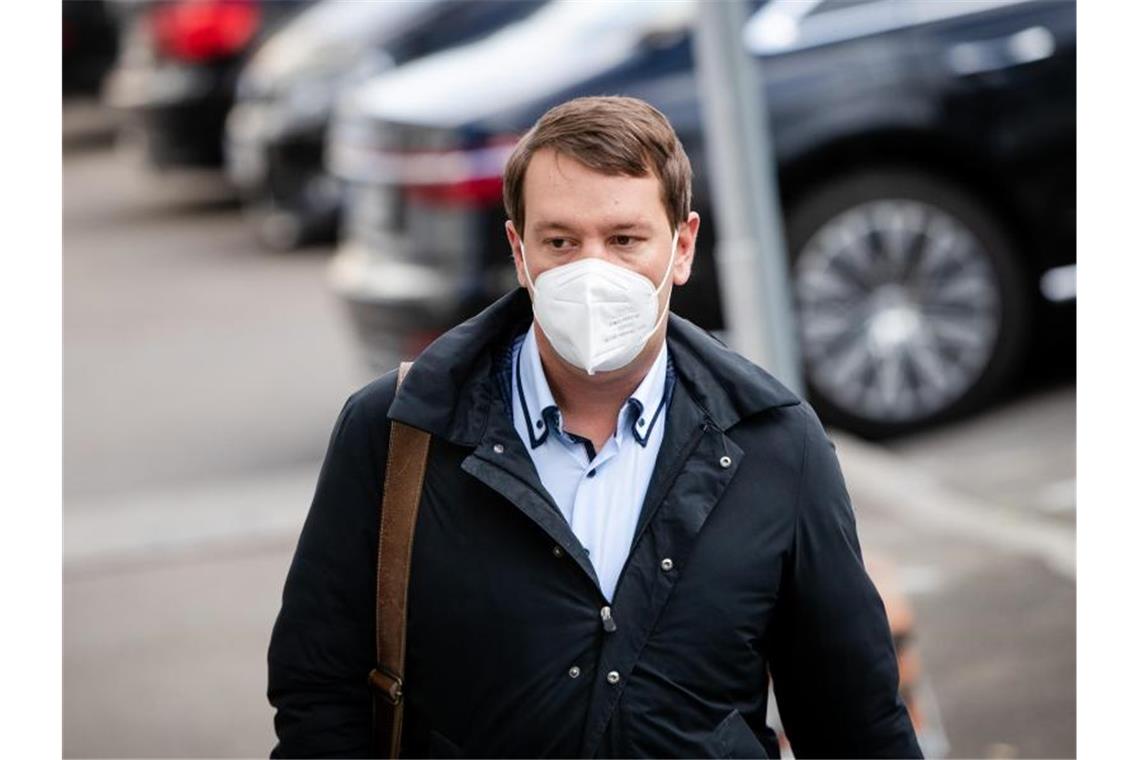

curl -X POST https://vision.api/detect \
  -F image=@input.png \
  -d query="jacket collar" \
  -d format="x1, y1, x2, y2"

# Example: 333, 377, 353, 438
387, 287, 801, 444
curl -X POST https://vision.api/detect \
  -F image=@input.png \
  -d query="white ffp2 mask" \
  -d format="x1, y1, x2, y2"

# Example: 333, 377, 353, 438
519, 230, 679, 375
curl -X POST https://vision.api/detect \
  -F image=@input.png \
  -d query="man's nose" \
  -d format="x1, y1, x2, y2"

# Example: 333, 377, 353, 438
580, 237, 610, 261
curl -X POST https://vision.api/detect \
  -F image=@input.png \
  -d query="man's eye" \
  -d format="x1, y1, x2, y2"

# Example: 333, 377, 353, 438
613, 236, 633, 247
549, 238, 569, 249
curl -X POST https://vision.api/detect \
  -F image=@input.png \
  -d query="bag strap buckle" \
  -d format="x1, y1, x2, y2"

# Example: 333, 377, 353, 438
369, 666, 404, 706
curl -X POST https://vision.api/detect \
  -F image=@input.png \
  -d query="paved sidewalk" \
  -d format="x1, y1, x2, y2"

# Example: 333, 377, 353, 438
837, 433, 1076, 760
65, 538, 295, 758
62, 433, 1075, 759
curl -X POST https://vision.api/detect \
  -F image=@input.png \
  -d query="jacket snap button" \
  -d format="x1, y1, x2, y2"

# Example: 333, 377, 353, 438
568, 665, 580, 678
719, 455, 732, 468
493, 444, 505, 454
660, 558, 673, 571
552, 545, 564, 558
606, 670, 620, 684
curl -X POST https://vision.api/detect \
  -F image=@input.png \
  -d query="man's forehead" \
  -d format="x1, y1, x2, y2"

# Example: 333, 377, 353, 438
526, 151, 648, 191
525, 157, 669, 229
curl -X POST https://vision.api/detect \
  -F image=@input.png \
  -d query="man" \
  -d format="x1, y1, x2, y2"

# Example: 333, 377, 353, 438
268, 96, 922, 759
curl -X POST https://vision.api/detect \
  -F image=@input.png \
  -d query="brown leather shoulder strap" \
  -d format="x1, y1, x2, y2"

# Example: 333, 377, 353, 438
369, 361, 431, 758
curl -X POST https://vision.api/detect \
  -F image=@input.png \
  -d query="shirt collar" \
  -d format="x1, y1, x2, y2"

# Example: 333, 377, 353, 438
515, 323, 671, 451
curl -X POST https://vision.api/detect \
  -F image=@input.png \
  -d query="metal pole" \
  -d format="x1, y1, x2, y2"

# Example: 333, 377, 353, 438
694, 0, 803, 396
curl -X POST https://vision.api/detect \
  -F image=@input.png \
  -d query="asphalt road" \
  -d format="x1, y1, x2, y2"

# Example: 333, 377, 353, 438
62, 101, 1075, 759
63, 154, 365, 501
63, 100, 371, 757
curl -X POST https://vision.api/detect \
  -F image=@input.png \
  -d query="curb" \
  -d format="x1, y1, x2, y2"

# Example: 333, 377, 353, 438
831, 430, 1075, 581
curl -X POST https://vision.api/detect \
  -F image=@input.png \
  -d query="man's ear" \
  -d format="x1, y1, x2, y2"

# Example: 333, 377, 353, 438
672, 211, 700, 287
505, 220, 527, 289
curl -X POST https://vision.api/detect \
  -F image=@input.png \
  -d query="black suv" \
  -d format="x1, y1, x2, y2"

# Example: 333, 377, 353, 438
326, 0, 1075, 437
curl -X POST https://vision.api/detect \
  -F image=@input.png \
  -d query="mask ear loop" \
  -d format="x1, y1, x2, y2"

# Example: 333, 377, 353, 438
518, 238, 555, 340
519, 239, 537, 292
646, 227, 681, 337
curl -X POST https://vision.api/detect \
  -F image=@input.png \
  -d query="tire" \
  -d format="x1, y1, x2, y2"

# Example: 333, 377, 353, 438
786, 169, 1030, 438
247, 195, 340, 252
249, 164, 343, 251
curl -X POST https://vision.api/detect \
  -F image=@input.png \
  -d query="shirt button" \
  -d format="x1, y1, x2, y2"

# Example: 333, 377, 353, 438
638, 418, 646, 427
587, 469, 596, 478
537, 420, 544, 429
606, 670, 620, 684
719, 455, 732, 468
493, 443, 505, 454
568, 665, 580, 678
660, 557, 674, 571
552, 545, 564, 558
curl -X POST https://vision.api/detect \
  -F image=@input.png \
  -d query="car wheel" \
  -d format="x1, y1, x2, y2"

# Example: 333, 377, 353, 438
248, 175, 342, 251
787, 169, 1030, 438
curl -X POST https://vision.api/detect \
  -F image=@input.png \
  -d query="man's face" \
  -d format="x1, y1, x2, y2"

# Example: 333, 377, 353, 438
505, 148, 698, 303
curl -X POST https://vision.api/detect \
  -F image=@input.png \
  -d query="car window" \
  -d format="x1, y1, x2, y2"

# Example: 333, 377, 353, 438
746, 0, 1037, 56
810, 0, 886, 16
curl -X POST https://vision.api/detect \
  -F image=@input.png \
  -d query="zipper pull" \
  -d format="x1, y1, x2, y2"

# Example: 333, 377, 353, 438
600, 605, 617, 633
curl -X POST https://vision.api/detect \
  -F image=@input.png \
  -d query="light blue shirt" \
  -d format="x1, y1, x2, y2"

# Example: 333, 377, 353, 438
510, 324, 672, 601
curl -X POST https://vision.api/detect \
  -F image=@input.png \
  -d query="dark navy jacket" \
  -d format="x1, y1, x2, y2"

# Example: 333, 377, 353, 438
268, 287, 922, 759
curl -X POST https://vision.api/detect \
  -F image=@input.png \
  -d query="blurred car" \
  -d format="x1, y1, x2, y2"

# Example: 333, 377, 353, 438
327, 0, 1075, 438
325, 0, 703, 367
63, 0, 120, 96
102, 0, 309, 168
225, 0, 547, 250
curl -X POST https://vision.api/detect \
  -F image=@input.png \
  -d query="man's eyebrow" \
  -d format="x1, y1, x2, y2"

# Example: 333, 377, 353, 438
607, 221, 655, 233
531, 220, 656, 235
532, 221, 578, 235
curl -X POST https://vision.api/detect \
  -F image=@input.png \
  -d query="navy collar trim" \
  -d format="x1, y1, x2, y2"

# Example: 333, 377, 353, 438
514, 335, 552, 449
631, 357, 675, 445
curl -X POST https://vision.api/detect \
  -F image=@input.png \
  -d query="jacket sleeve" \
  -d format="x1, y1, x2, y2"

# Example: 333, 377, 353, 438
767, 404, 923, 759
268, 372, 397, 758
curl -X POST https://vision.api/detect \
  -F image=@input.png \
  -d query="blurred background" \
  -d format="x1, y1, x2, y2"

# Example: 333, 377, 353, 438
62, 0, 1075, 757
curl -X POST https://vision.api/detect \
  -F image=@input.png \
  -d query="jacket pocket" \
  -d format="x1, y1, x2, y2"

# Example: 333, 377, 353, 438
711, 708, 769, 759
427, 727, 463, 758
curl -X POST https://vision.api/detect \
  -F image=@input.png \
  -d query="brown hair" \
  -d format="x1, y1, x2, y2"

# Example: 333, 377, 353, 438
502, 95, 692, 234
